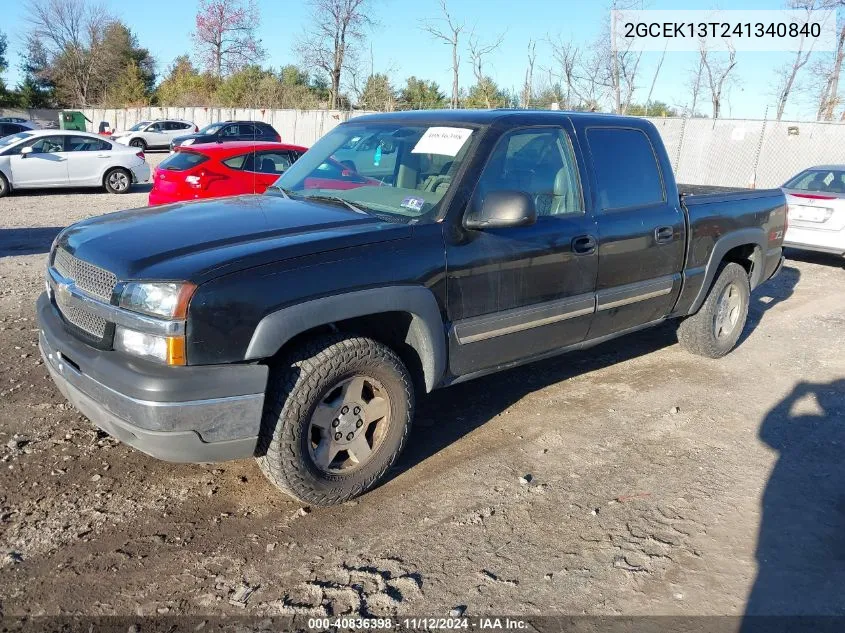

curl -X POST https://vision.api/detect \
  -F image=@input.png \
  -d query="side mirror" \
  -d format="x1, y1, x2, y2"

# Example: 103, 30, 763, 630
20, 146, 33, 158
464, 190, 537, 230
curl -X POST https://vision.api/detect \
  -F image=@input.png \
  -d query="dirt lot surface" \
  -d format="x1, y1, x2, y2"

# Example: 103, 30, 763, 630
1, 164, 844, 619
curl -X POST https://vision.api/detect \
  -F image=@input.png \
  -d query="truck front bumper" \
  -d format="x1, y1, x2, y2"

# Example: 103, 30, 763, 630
37, 293, 267, 463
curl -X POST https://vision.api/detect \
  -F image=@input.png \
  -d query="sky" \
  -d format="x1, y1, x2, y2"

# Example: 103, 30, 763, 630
0, 0, 830, 120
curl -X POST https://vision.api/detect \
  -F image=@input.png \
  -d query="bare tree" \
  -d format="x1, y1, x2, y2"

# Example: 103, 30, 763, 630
643, 42, 668, 115
467, 29, 505, 108
685, 42, 707, 117
296, 0, 374, 109
193, 0, 265, 77
604, 0, 643, 114
24, 0, 113, 106
521, 39, 537, 108
700, 41, 738, 119
545, 35, 582, 108
421, 0, 465, 109
771, 0, 826, 120
815, 2, 845, 119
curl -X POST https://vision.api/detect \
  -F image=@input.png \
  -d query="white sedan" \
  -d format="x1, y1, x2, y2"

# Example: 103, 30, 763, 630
783, 165, 845, 257
0, 130, 150, 197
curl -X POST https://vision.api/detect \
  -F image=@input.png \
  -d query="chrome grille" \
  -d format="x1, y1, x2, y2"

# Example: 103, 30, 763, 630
53, 248, 117, 302
55, 295, 108, 338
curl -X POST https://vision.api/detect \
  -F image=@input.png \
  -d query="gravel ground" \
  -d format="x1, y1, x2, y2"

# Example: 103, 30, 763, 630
1, 167, 844, 619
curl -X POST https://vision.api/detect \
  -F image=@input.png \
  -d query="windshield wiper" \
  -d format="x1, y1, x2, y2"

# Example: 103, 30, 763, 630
266, 184, 291, 199
300, 194, 368, 215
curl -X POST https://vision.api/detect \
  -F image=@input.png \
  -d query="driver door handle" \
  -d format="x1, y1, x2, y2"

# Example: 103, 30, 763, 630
654, 226, 674, 243
572, 234, 597, 255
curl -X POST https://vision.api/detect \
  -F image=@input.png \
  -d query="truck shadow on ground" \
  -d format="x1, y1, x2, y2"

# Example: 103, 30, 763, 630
743, 264, 800, 339
742, 378, 845, 624
399, 270, 801, 479
0, 227, 64, 257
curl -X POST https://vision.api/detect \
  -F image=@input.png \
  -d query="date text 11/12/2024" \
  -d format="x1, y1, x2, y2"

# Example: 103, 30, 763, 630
306, 617, 530, 630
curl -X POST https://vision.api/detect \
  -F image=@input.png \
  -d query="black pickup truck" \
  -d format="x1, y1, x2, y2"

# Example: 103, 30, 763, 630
38, 110, 786, 505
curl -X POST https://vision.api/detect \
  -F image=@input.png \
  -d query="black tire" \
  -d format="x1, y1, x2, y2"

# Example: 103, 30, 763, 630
0, 172, 9, 198
257, 333, 414, 506
129, 138, 146, 150
676, 262, 750, 358
103, 168, 132, 194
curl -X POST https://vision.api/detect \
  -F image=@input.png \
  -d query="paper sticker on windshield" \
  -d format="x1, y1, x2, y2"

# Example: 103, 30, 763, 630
412, 127, 472, 157
401, 196, 425, 211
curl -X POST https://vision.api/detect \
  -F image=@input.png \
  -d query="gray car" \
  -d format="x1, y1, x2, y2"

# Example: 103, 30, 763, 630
111, 119, 198, 150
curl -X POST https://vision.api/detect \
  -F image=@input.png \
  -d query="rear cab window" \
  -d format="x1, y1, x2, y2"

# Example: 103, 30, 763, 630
587, 127, 665, 210
159, 151, 208, 171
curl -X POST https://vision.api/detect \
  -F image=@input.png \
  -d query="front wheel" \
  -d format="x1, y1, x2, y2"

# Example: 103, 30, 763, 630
129, 138, 146, 150
257, 333, 414, 506
676, 262, 751, 358
0, 172, 9, 198
103, 168, 131, 194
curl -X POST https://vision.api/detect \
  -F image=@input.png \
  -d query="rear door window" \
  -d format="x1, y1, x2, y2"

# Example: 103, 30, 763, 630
587, 127, 665, 211
66, 136, 111, 151
253, 151, 292, 174
159, 151, 208, 171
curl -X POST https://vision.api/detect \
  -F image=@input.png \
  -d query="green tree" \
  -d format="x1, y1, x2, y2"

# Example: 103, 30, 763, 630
15, 75, 52, 107
156, 55, 218, 106
105, 59, 148, 106
280, 64, 310, 87
398, 76, 446, 109
463, 76, 508, 109
359, 73, 395, 111
215, 65, 271, 106
99, 22, 156, 98
627, 101, 678, 117
0, 30, 12, 106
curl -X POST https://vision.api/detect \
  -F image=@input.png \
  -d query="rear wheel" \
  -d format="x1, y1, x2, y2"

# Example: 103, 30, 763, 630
677, 262, 750, 358
257, 333, 414, 506
104, 168, 132, 194
129, 138, 146, 150
0, 172, 9, 198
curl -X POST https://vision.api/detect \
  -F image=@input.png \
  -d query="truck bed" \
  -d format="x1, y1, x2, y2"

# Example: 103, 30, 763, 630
679, 184, 783, 206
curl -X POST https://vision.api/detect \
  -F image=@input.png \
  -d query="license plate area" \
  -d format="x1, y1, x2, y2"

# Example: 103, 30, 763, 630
790, 205, 832, 223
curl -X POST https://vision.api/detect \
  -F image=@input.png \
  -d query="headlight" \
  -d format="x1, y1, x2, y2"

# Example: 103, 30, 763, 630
182, 138, 195, 146
119, 282, 195, 319
114, 326, 186, 365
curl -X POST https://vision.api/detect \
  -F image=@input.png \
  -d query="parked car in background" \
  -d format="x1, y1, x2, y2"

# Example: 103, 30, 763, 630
0, 130, 150, 197
0, 117, 36, 127
170, 120, 281, 151
0, 121, 37, 137
782, 165, 845, 257
111, 119, 198, 150
149, 141, 306, 205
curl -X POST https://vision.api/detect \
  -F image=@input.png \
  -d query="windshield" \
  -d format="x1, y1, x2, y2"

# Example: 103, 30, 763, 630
199, 123, 223, 135
128, 121, 151, 132
267, 122, 475, 223
0, 132, 33, 148
784, 168, 845, 193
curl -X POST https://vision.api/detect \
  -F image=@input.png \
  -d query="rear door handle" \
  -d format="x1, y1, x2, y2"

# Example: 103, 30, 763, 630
572, 234, 597, 255
654, 226, 674, 243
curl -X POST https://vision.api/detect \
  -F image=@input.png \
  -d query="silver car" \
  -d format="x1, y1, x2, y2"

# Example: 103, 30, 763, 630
783, 165, 845, 257
111, 119, 198, 150
0, 130, 151, 196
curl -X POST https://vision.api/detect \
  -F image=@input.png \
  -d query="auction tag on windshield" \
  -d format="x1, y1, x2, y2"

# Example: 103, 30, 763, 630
412, 127, 473, 157
401, 196, 425, 211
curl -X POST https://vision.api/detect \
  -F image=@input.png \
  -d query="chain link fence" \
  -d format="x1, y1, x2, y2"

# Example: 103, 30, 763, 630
647, 116, 845, 189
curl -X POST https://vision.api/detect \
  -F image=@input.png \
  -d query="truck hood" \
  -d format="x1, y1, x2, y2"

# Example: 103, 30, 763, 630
58, 195, 411, 282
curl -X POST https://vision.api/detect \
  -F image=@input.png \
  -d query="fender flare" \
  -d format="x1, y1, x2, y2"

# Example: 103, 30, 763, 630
244, 286, 447, 393
689, 227, 766, 314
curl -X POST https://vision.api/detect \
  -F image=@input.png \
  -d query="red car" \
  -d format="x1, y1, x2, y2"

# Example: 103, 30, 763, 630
148, 141, 308, 206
